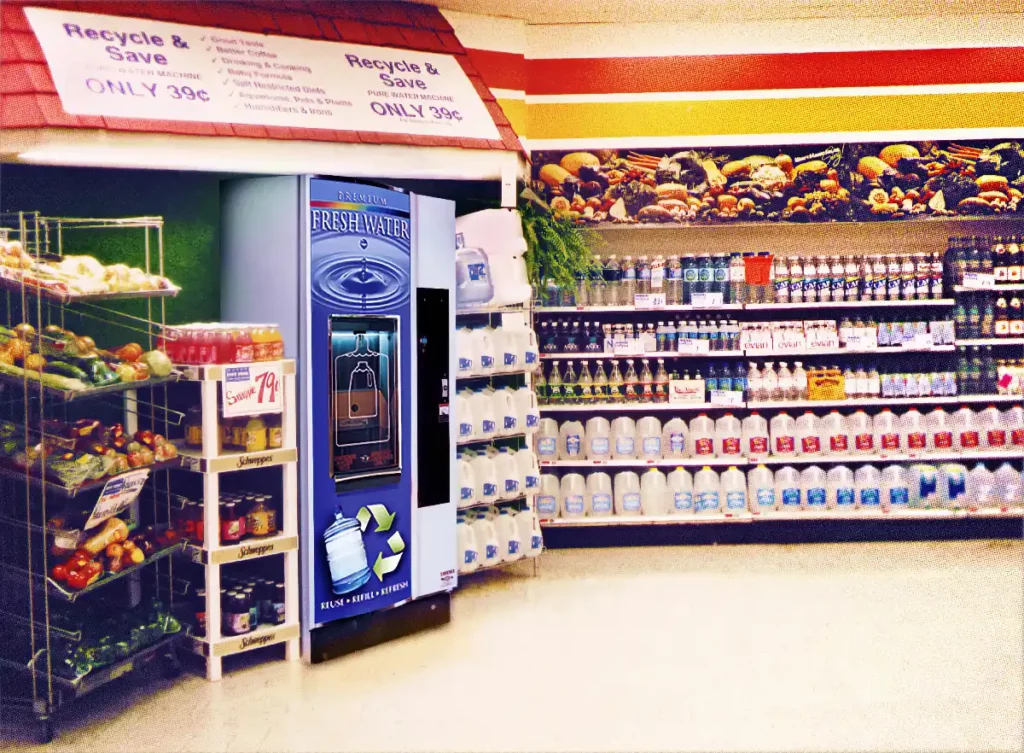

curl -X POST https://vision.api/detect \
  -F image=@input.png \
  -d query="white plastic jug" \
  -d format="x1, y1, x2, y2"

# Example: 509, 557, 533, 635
822, 411, 850, 455
855, 465, 882, 510
993, 463, 1022, 508
455, 246, 495, 308
491, 327, 518, 373
458, 456, 477, 508
978, 405, 1007, 449
775, 465, 801, 509
491, 448, 521, 500
951, 407, 980, 452
536, 474, 560, 517
873, 409, 901, 456
535, 418, 559, 461
454, 391, 474, 443
847, 410, 874, 455
559, 473, 586, 518
637, 416, 664, 461
1004, 406, 1024, 448
900, 408, 927, 454
693, 466, 721, 514
457, 518, 479, 574
715, 414, 743, 459
748, 464, 776, 514
769, 412, 797, 458
966, 464, 997, 509
510, 326, 540, 373
640, 469, 669, 516
471, 512, 500, 567
496, 508, 523, 562
611, 417, 638, 460
741, 412, 770, 459
667, 467, 694, 514
826, 465, 856, 510
471, 327, 497, 375
586, 472, 614, 516
614, 471, 642, 515
795, 412, 823, 457
689, 414, 716, 458
882, 465, 910, 510
937, 463, 968, 508
586, 416, 612, 460
491, 388, 519, 437
470, 454, 499, 505
558, 420, 586, 460
721, 466, 747, 514
515, 448, 540, 495
516, 507, 544, 558
800, 465, 827, 510
514, 386, 540, 435
456, 209, 532, 307
456, 327, 476, 377
662, 418, 689, 459
470, 390, 497, 440
925, 407, 954, 452
907, 464, 939, 508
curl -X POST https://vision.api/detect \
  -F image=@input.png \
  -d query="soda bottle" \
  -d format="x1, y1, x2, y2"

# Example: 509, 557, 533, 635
981, 297, 995, 337
640, 359, 654, 402
1010, 294, 1024, 336
577, 361, 594, 403
624, 359, 639, 403
1008, 236, 1022, 283
535, 368, 548, 405
563, 361, 578, 405
967, 295, 982, 338
593, 360, 608, 403
654, 359, 669, 403
548, 361, 563, 404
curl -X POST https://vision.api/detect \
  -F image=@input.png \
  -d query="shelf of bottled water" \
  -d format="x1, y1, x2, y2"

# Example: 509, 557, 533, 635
541, 507, 1023, 527
956, 337, 1024, 346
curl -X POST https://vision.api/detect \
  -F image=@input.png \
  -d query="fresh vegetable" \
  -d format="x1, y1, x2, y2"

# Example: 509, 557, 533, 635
42, 361, 89, 381
116, 343, 143, 363
139, 350, 171, 378
82, 518, 129, 556
86, 360, 120, 387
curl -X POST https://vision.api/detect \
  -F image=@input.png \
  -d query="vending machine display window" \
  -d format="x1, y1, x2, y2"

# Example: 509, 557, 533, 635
329, 315, 400, 484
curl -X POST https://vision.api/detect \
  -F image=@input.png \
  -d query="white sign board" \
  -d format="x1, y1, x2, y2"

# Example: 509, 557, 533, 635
85, 469, 151, 530
709, 389, 743, 406
222, 362, 284, 417
690, 292, 723, 308
25, 7, 500, 140
633, 293, 666, 309
677, 338, 710, 355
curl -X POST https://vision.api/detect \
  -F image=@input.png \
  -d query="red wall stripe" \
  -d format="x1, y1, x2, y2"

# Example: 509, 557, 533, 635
528, 47, 1024, 95
466, 47, 525, 92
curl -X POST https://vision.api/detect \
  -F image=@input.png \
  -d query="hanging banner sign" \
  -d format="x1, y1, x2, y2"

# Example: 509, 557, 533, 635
222, 363, 284, 417
84, 469, 151, 530
24, 7, 500, 140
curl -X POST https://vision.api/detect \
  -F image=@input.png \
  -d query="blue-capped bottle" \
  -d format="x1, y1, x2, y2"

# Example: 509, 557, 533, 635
324, 508, 372, 595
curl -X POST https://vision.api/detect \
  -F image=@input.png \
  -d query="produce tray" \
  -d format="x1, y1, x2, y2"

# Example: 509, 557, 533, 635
0, 369, 180, 402
0, 275, 181, 305
0, 455, 181, 498
0, 608, 84, 642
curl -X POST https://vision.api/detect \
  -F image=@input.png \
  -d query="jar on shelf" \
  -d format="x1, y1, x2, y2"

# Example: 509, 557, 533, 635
246, 497, 273, 537
266, 414, 283, 450
242, 417, 268, 453
185, 406, 204, 449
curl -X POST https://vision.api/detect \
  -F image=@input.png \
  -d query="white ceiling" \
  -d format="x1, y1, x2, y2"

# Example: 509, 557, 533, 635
416, 0, 1024, 24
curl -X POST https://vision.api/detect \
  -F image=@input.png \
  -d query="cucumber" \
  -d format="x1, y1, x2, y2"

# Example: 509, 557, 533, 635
43, 362, 90, 381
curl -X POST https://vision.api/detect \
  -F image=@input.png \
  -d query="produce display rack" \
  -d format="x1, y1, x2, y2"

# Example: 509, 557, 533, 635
175, 359, 300, 681
0, 212, 186, 744
0, 274, 180, 305
0, 455, 182, 497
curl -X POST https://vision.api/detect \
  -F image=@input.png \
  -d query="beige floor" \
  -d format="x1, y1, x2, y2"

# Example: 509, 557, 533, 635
4, 540, 1023, 753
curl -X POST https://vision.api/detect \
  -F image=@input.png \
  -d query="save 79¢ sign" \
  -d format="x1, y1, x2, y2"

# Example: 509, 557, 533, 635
222, 363, 283, 418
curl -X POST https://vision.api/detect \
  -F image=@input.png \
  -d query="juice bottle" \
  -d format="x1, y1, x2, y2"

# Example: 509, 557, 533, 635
267, 325, 284, 360
252, 326, 269, 361
232, 327, 254, 364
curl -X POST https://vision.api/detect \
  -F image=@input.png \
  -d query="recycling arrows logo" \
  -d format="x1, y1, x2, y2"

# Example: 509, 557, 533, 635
356, 504, 404, 581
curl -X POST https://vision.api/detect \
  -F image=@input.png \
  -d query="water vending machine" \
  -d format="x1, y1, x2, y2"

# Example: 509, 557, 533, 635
221, 177, 456, 661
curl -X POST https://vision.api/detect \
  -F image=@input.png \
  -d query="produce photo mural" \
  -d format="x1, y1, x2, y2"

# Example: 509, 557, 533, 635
530, 140, 1024, 225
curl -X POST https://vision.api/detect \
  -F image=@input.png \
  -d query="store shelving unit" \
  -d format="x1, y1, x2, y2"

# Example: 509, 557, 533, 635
175, 359, 300, 681
956, 337, 1024, 346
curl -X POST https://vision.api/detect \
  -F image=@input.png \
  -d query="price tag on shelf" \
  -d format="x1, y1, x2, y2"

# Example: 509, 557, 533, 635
845, 330, 878, 350
690, 292, 724, 308
709, 389, 744, 406
634, 293, 666, 309
222, 362, 284, 418
84, 469, 151, 530
963, 272, 996, 289
677, 338, 710, 355
910, 332, 935, 349
669, 379, 705, 404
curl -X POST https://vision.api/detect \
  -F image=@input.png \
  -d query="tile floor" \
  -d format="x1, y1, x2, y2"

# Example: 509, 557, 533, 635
3, 540, 1023, 752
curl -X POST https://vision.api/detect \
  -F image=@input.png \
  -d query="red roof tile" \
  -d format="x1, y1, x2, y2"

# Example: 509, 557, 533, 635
274, 11, 321, 39
332, 19, 371, 44
1, 4, 32, 33
399, 27, 446, 54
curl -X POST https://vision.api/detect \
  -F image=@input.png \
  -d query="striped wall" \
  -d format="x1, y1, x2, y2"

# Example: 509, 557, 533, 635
444, 10, 1024, 150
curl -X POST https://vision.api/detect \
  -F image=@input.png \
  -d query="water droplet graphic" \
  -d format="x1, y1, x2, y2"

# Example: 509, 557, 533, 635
311, 233, 410, 312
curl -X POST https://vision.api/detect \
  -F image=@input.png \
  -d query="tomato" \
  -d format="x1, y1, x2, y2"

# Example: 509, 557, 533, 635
66, 570, 89, 590
50, 564, 69, 582
82, 561, 103, 585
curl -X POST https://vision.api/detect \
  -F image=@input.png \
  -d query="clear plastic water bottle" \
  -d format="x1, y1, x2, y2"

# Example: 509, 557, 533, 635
621, 256, 637, 306
636, 255, 651, 295
666, 255, 683, 305
603, 255, 622, 306
729, 253, 746, 304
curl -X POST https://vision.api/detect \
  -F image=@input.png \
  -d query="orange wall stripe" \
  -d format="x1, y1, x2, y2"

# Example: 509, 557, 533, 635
466, 48, 526, 92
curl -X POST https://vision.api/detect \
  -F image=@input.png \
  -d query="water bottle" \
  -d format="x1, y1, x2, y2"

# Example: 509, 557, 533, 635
641, 469, 669, 516
668, 467, 694, 514
697, 254, 714, 296
666, 255, 683, 306
514, 448, 540, 496
978, 405, 1007, 449
993, 463, 1022, 508
603, 255, 622, 305
937, 463, 968, 508
585, 416, 612, 460
558, 420, 585, 460
900, 408, 927, 454
847, 409, 874, 455
882, 465, 910, 511
536, 474, 560, 517
873, 408, 901, 456
925, 407, 954, 452
535, 417, 559, 462
586, 472, 614, 517
728, 253, 746, 304
621, 256, 637, 305
715, 413, 743, 459
748, 464, 776, 514
559, 473, 586, 518
769, 412, 797, 458
722, 466, 747, 514
742, 412, 770, 458
966, 463, 997, 509
637, 416, 664, 461
662, 418, 689, 460
515, 507, 543, 558
689, 413, 716, 458
775, 466, 801, 510
694, 467, 721, 514
611, 416, 638, 459
682, 255, 698, 304
614, 471, 642, 515
855, 465, 882, 511
1005, 406, 1024, 448
800, 465, 827, 511
822, 410, 850, 455
908, 464, 939, 508
951, 407, 980, 451
826, 465, 856, 510
795, 411, 823, 457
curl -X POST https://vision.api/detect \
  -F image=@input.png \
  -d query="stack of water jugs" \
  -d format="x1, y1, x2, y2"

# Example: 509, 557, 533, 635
457, 507, 543, 574
455, 324, 540, 378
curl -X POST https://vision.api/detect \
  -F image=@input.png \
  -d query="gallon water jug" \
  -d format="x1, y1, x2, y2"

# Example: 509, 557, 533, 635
471, 327, 497, 375
586, 416, 612, 460
925, 407, 954, 452
471, 511, 500, 567
978, 405, 1007, 449
455, 246, 495, 308
470, 454, 499, 505
586, 472, 614, 516
741, 412, 770, 459
900, 408, 927, 454
693, 467, 721, 514
496, 508, 523, 562
456, 209, 532, 307
908, 464, 939, 508
848, 410, 874, 455
536, 474, 560, 518
855, 465, 882, 511
747, 464, 775, 514
721, 466, 747, 514
558, 420, 586, 460
510, 326, 540, 373
873, 408, 901, 456
715, 414, 743, 459
800, 465, 827, 511
637, 416, 664, 461
614, 471, 642, 515
775, 465, 801, 510
457, 517, 480, 574
795, 412, 823, 457
640, 469, 669, 516
937, 463, 968, 508
769, 412, 797, 458
459, 456, 478, 508
455, 391, 474, 443
882, 465, 910, 511
491, 388, 518, 437
470, 390, 497, 440
667, 467, 694, 514
535, 418, 559, 462
826, 465, 856, 510
966, 464, 997, 509
491, 327, 518, 373
951, 407, 980, 452
559, 473, 586, 518
689, 414, 716, 458
822, 411, 850, 455
456, 327, 476, 377
514, 448, 540, 495
491, 448, 521, 500
611, 417, 638, 460
993, 463, 1023, 508
1004, 406, 1024, 448
514, 386, 540, 434
662, 418, 689, 460
516, 507, 544, 557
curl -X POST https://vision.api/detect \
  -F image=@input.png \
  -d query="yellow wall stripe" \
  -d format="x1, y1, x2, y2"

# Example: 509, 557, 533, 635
496, 97, 527, 136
